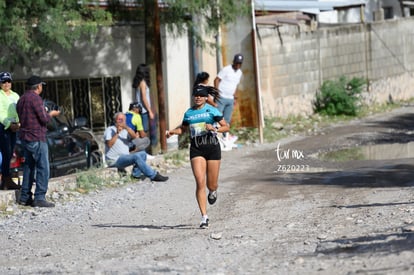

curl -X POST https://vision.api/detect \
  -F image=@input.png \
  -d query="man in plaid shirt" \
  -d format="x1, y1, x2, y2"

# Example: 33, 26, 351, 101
16, 75, 60, 207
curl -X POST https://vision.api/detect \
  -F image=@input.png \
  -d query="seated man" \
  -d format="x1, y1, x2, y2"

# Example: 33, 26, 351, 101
104, 112, 168, 181
125, 102, 150, 152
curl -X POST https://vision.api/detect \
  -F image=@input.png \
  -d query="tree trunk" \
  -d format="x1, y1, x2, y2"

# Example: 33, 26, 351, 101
153, 2, 167, 153
144, 0, 167, 153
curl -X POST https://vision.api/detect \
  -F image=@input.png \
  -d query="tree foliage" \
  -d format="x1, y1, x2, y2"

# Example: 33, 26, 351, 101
0, 0, 250, 68
0, 0, 112, 68
161, 0, 251, 48
109, 0, 251, 47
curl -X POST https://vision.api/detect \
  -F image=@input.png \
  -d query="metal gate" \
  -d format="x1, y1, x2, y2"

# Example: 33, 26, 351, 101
13, 76, 122, 132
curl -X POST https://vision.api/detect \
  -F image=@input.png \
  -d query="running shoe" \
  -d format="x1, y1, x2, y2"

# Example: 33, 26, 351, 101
208, 190, 217, 205
200, 218, 209, 229
146, 153, 155, 160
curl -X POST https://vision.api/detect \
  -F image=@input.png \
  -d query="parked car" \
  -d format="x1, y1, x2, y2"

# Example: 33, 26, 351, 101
12, 100, 102, 178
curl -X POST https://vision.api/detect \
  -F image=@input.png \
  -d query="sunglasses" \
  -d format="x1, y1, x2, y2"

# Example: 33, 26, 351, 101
1, 80, 11, 84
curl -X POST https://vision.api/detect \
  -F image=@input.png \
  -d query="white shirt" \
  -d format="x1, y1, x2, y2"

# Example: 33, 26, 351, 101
104, 126, 131, 165
135, 83, 151, 114
217, 64, 243, 99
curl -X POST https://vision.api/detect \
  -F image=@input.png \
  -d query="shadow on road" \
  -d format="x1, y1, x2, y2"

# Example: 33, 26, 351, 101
250, 163, 414, 189
92, 223, 194, 230
369, 112, 414, 131
329, 201, 414, 209
316, 230, 414, 256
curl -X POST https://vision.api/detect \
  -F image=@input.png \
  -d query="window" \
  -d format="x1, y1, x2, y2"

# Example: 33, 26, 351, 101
383, 6, 394, 19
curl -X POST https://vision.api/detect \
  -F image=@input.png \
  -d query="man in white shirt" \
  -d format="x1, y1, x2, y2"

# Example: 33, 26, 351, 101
214, 53, 243, 129
104, 112, 168, 181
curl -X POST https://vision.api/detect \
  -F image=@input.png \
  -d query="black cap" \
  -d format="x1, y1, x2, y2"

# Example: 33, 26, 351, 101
129, 102, 143, 113
233, 53, 243, 64
129, 102, 141, 109
0, 72, 12, 82
192, 85, 209, 97
26, 75, 46, 86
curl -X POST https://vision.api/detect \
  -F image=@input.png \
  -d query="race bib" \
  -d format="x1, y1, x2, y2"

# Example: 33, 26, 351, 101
190, 122, 207, 138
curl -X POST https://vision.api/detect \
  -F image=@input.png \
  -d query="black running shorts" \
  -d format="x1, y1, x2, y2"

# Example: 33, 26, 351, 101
190, 135, 221, 160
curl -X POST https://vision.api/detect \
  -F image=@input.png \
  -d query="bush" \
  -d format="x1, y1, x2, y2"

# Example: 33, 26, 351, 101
75, 170, 106, 193
313, 76, 366, 116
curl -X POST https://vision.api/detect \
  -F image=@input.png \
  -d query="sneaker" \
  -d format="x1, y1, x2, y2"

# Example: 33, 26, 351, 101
200, 218, 209, 229
151, 172, 168, 182
229, 135, 238, 143
17, 198, 34, 206
219, 138, 232, 152
32, 200, 55, 208
208, 190, 217, 205
131, 174, 146, 181
146, 153, 156, 160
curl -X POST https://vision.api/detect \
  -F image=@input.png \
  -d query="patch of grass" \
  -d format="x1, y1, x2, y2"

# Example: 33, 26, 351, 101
319, 147, 366, 162
74, 167, 131, 193
230, 126, 258, 144
0, 204, 8, 213
262, 117, 287, 142
357, 101, 401, 118
75, 170, 106, 193
163, 149, 189, 166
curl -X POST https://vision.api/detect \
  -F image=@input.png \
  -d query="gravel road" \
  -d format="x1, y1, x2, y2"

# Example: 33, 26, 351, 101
1, 105, 414, 275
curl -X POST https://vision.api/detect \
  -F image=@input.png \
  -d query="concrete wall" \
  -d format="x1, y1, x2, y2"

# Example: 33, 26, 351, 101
256, 17, 414, 118
13, 26, 142, 111
164, 29, 191, 129
219, 16, 259, 128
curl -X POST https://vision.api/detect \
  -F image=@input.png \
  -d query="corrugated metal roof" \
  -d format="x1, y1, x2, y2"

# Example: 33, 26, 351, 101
255, 0, 366, 13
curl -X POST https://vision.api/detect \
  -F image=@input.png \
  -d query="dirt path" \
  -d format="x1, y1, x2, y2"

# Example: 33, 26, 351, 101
1, 105, 414, 274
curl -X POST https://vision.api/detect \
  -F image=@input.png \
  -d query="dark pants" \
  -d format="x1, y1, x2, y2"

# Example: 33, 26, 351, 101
0, 124, 17, 177
20, 141, 50, 202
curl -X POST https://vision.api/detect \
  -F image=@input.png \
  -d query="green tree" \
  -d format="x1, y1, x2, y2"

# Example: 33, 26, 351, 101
0, 0, 112, 68
160, 0, 250, 48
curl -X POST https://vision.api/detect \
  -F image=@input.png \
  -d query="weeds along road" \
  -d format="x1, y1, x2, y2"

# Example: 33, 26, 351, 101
1, 105, 414, 274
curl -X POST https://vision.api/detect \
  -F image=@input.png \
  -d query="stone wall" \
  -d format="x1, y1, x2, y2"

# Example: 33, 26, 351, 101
256, 17, 414, 118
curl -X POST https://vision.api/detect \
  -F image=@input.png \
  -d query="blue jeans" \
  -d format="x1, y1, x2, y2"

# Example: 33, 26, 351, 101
0, 124, 17, 177
141, 112, 150, 132
20, 141, 50, 202
111, 150, 156, 179
217, 97, 234, 125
